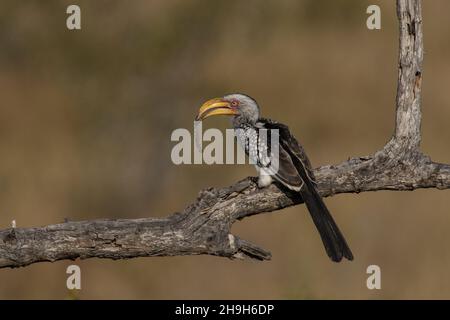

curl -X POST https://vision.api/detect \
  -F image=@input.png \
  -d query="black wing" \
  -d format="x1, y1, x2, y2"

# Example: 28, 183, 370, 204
259, 119, 316, 188
260, 118, 353, 262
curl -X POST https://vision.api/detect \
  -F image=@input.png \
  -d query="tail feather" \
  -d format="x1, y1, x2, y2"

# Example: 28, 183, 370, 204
300, 186, 353, 262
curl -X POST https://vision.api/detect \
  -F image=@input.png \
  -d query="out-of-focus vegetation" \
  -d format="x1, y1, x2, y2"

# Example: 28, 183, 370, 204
1, 0, 450, 299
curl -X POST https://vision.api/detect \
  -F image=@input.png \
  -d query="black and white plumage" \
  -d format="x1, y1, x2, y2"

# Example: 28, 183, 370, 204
196, 93, 353, 262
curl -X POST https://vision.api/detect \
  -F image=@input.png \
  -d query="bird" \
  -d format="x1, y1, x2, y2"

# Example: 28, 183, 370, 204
195, 93, 353, 262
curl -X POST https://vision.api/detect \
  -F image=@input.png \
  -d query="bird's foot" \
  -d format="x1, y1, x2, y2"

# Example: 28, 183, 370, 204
248, 176, 259, 187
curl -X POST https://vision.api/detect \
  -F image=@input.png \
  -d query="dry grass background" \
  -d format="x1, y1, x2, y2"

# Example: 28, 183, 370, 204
0, 0, 450, 299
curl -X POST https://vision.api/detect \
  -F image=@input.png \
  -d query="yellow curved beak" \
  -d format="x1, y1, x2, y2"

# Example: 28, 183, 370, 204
195, 98, 238, 121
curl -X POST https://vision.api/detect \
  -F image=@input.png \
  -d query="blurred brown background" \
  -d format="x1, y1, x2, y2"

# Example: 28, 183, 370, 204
0, 0, 450, 299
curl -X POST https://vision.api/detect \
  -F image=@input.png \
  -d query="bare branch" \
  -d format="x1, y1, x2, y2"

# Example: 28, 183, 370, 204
1, 0, 449, 269
394, 0, 423, 147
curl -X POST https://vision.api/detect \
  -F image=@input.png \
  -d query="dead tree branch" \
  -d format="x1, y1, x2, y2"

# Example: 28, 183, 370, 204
1, 0, 449, 269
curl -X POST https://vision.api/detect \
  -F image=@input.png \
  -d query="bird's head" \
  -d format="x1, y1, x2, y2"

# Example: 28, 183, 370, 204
195, 93, 260, 125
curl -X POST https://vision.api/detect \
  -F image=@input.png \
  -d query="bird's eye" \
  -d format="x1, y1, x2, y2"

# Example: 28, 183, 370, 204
231, 100, 239, 107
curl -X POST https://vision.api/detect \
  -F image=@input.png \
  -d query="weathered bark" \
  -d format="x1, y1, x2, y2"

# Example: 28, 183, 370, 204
1, 0, 449, 269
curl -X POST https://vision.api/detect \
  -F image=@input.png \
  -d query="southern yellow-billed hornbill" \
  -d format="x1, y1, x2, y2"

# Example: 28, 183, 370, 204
196, 93, 353, 262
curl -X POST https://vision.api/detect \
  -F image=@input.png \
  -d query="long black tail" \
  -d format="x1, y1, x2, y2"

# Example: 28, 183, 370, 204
300, 186, 353, 262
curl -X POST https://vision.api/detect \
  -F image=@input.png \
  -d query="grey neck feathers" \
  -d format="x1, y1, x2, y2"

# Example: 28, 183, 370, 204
232, 114, 259, 128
